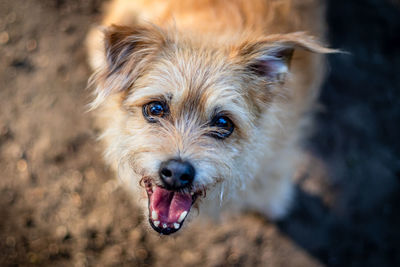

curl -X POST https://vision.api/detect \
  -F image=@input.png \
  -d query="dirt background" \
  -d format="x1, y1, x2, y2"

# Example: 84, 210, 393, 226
0, 0, 399, 266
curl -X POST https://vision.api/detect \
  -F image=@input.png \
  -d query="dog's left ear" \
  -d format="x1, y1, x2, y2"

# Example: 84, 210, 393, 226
234, 32, 336, 83
89, 24, 166, 109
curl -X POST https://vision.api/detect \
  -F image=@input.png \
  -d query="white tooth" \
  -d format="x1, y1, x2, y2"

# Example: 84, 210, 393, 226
174, 223, 180, 229
151, 211, 158, 220
177, 211, 188, 223
153, 221, 160, 227
162, 223, 167, 229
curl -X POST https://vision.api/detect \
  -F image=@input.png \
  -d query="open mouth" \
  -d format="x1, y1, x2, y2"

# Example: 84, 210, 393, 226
143, 177, 199, 235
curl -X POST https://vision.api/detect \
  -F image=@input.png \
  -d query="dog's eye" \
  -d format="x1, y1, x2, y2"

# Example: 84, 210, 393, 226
210, 115, 234, 139
143, 101, 168, 122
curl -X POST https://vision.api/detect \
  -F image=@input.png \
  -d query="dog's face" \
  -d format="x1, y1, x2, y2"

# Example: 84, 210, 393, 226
91, 25, 329, 234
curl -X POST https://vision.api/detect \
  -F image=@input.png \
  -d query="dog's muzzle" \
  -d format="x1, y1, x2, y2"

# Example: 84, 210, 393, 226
143, 158, 198, 235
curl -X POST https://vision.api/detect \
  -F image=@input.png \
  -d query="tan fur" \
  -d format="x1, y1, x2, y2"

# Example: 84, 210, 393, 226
87, 0, 334, 231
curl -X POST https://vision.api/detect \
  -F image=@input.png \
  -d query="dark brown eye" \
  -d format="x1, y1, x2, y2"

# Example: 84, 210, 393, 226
143, 101, 168, 122
210, 115, 234, 139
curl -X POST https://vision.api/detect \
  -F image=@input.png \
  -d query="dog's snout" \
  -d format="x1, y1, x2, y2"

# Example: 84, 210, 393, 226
159, 159, 195, 189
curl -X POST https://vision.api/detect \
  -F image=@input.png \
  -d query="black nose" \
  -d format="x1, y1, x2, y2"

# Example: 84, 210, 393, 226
159, 159, 195, 189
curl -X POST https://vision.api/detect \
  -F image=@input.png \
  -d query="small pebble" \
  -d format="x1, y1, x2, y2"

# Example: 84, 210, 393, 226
17, 159, 27, 172
26, 39, 37, 52
6, 12, 16, 24
136, 248, 148, 260
6, 236, 16, 247
0, 31, 9, 44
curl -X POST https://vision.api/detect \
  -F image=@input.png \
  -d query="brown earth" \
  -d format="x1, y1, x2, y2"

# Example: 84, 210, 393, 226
1, 0, 399, 267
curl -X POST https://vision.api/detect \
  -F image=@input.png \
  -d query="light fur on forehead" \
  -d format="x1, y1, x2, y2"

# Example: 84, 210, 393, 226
89, 24, 336, 112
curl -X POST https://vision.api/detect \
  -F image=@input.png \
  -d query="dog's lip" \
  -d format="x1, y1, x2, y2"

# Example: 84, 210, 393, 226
143, 177, 198, 235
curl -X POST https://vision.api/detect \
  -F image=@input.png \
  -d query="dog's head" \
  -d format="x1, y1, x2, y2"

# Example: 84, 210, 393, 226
90, 24, 332, 234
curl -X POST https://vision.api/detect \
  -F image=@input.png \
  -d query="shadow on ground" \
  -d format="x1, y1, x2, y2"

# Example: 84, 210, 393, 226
279, 0, 400, 266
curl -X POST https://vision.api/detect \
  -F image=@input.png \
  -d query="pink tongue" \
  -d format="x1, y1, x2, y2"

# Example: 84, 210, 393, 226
150, 186, 192, 223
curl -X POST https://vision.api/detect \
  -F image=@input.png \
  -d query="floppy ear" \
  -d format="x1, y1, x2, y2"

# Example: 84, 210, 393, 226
90, 24, 166, 108
236, 32, 336, 83
104, 24, 165, 73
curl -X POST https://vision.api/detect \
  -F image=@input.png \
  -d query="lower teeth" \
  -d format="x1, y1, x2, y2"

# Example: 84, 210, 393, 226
177, 211, 188, 223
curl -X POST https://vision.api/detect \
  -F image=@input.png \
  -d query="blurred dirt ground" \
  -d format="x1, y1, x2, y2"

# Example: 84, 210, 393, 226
0, 0, 399, 266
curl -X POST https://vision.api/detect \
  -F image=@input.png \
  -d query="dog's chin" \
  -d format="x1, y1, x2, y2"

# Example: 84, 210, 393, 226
142, 177, 200, 235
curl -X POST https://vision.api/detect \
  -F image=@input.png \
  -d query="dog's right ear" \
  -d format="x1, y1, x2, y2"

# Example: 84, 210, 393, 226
89, 24, 166, 108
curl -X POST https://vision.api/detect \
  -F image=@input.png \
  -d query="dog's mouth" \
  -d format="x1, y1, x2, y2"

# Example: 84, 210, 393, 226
143, 177, 199, 235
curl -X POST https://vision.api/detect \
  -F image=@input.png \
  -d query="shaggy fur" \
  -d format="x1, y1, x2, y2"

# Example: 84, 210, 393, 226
87, 0, 335, 234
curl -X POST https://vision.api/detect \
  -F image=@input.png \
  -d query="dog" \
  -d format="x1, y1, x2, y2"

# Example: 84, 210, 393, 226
86, 0, 334, 235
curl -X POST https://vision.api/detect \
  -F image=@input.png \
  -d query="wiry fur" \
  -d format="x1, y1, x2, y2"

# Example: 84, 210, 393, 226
86, 0, 335, 230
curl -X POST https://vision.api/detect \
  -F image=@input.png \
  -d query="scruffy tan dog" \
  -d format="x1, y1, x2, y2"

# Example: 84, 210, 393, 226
87, 0, 334, 235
